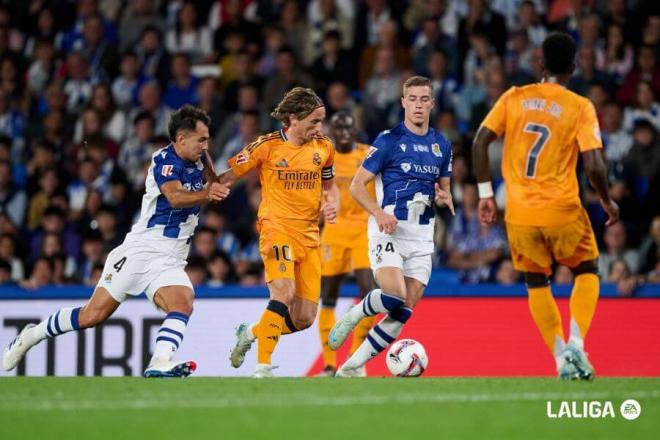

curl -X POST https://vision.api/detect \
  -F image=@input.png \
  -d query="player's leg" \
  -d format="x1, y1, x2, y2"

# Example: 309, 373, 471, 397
143, 284, 197, 378
286, 244, 323, 332
317, 274, 344, 374
567, 260, 599, 349
3, 286, 119, 371
328, 236, 407, 350
348, 269, 377, 356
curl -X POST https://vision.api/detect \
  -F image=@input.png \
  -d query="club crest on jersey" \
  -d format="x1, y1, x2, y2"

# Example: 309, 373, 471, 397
401, 163, 411, 173
432, 143, 442, 157
279, 262, 287, 273
161, 165, 174, 176
236, 152, 249, 165
313, 152, 322, 166
399, 143, 407, 152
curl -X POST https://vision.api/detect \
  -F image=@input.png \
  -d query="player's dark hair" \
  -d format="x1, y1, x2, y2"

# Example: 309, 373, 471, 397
168, 104, 211, 142
542, 32, 576, 75
270, 87, 324, 127
402, 75, 434, 96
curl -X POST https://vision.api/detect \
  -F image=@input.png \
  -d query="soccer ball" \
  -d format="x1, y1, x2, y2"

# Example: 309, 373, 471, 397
386, 339, 428, 377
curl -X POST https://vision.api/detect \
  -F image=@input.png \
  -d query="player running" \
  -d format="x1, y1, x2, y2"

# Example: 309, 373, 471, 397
328, 76, 455, 377
3, 105, 230, 377
472, 32, 619, 380
316, 111, 376, 377
221, 87, 339, 378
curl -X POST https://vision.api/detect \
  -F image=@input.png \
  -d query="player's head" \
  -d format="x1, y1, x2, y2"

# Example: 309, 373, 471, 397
329, 111, 356, 152
541, 32, 577, 77
271, 87, 325, 143
401, 76, 435, 128
168, 104, 211, 161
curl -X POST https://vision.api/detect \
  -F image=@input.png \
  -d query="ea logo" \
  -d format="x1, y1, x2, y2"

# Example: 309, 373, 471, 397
620, 399, 641, 420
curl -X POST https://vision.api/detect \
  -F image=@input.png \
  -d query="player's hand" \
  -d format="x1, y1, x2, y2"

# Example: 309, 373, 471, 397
375, 209, 397, 234
207, 182, 230, 202
434, 183, 455, 215
478, 197, 497, 225
601, 199, 620, 226
321, 200, 338, 224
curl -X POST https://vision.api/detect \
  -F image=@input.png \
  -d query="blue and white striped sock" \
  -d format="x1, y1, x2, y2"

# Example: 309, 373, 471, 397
343, 307, 413, 369
29, 307, 81, 344
348, 289, 405, 321
152, 312, 189, 361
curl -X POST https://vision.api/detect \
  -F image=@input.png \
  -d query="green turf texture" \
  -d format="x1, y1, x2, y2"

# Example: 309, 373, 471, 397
0, 377, 657, 439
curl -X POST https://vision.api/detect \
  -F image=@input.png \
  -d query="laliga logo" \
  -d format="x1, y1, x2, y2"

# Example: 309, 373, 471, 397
546, 399, 641, 420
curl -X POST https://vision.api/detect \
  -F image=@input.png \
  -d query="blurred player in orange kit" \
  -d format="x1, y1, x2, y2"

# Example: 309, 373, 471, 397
316, 112, 376, 377
472, 32, 619, 380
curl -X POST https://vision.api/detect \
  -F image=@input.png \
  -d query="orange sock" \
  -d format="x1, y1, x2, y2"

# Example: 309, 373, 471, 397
256, 300, 287, 365
569, 273, 600, 348
318, 306, 336, 369
349, 315, 377, 355
528, 285, 564, 356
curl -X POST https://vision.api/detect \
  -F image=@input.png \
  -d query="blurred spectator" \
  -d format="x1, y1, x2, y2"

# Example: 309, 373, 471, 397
446, 179, 508, 283
0, 159, 26, 226
26, 38, 59, 98
202, 207, 241, 261
75, 84, 127, 144
623, 81, 660, 132
163, 54, 199, 110
257, 26, 286, 78
61, 51, 94, 115
358, 20, 410, 89
309, 30, 355, 94
222, 51, 263, 115
412, 17, 460, 78
279, 0, 306, 63
130, 80, 172, 136
30, 206, 81, 261
596, 23, 634, 84
262, 47, 314, 112
0, 89, 26, 160
185, 255, 208, 287
119, 111, 155, 190
20, 256, 52, 290
0, 233, 23, 280
607, 258, 638, 297
196, 76, 223, 137
165, 1, 213, 64
0, 258, 12, 284
517, 0, 547, 46
87, 262, 104, 287
427, 50, 460, 115
598, 222, 640, 279
324, 81, 365, 135
617, 45, 660, 106
214, 110, 260, 172
639, 216, 660, 276
457, 0, 507, 58
76, 230, 105, 285
305, 0, 354, 66
27, 168, 60, 230
601, 102, 633, 169
118, 0, 165, 52
553, 265, 574, 285
192, 226, 217, 260
94, 204, 122, 252
39, 232, 76, 277
135, 26, 171, 88
23, 8, 63, 58
239, 263, 264, 286
569, 46, 612, 97
74, 14, 119, 81
623, 120, 660, 211
112, 50, 140, 111
214, 84, 269, 154
495, 259, 519, 285
363, 47, 401, 137
207, 251, 234, 287
211, 0, 261, 59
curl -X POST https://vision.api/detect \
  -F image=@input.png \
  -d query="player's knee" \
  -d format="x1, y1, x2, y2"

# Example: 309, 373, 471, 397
524, 272, 551, 288
292, 314, 315, 330
571, 260, 599, 277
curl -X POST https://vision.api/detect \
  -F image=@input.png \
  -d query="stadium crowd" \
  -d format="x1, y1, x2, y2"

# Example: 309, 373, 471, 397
0, 0, 658, 295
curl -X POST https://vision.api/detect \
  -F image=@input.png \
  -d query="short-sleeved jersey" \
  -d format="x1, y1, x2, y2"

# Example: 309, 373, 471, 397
362, 123, 452, 242
228, 129, 335, 247
321, 143, 374, 245
481, 83, 603, 227
125, 144, 204, 259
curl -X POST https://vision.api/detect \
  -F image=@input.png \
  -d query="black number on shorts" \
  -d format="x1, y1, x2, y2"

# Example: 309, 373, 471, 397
273, 245, 292, 261
113, 257, 127, 272
385, 242, 395, 252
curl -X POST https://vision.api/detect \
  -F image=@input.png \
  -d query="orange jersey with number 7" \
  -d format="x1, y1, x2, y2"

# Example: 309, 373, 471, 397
481, 82, 603, 227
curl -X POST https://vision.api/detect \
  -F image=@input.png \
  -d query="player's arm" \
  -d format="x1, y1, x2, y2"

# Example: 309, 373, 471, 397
350, 166, 397, 234
321, 179, 339, 224
582, 149, 619, 226
472, 125, 500, 224
215, 168, 240, 186
201, 149, 217, 184
161, 180, 229, 208
434, 178, 455, 215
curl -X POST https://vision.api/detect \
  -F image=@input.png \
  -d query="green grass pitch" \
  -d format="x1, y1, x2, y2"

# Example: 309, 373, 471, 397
0, 377, 658, 439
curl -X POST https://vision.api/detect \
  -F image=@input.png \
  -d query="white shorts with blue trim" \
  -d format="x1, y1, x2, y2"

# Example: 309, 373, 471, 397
368, 233, 433, 286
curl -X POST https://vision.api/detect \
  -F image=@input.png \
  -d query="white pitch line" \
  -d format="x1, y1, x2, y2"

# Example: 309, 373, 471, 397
1, 390, 659, 412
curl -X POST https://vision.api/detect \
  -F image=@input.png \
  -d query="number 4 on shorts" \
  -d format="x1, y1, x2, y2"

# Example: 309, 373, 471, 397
113, 257, 127, 272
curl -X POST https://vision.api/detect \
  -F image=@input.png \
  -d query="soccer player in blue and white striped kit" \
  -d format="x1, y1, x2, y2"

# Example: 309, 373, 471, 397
3, 105, 230, 377
329, 76, 455, 376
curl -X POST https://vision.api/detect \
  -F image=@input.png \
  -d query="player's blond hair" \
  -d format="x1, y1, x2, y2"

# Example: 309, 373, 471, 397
270, 87, 324, 127
402, 76, 433, 97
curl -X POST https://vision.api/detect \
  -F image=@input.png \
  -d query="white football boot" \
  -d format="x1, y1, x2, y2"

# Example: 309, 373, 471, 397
3, 324, 37, 371
253, 363, 277, 378
563, 342, 595, 381
328, 307, 361, 350
143, 359, 197, 378
230, 323, 255, 368
335, 364, 367, 378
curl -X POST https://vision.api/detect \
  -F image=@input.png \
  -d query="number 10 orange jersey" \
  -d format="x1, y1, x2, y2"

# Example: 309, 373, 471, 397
481, 82, 603, 227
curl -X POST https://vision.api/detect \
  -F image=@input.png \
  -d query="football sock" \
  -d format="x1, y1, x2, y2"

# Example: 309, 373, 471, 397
282, 311, 300, 335
256, 300, 287, 365
346, 289, 405, 322
28, 307, 81, 345
528, 285, 564, 356
343, 307, 412, 369
349, 315, 377, 356
318, 305, 336, 369
152, 312, 189, 362
568, 273, 600, 350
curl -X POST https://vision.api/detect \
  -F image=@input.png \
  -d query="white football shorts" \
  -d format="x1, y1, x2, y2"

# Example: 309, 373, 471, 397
368, 234, 433, 285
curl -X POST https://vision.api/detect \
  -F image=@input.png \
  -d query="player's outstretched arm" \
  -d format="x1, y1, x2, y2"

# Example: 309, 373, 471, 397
350, 166, 397, 234
161, 180, 229, 208
215, 168, 239, 186
201, 149, 217, 184
472, 126, 499, 224
582, 149, 619, 226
